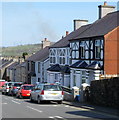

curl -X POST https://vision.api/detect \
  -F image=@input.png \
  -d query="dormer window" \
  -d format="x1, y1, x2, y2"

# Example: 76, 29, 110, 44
59, 49, 66, 65
50, 49, 56, 64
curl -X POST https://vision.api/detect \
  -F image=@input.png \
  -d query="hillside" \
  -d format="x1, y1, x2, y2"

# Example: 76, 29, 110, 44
1, 44, 42, 57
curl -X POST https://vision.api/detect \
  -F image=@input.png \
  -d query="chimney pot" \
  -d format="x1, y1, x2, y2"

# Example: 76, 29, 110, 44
66, 31, 69, 36
104, 1, 107, 6
44, 38, 47, 41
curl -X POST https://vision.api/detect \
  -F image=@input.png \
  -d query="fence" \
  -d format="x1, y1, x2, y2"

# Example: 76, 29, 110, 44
61, 86, 72, 93
90, 77, 119, 109
61, 86, 74, 101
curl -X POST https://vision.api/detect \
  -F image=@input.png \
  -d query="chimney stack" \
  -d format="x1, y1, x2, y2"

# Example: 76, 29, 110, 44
98, 2, 115, 19
73, 19, 88, 31
41, 38, 51, 49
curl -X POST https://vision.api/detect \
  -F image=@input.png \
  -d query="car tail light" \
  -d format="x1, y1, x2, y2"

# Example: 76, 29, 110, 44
50, 83, 54, 85
40, 90, 44, 95
62, 91, 64, 95
13, 87, 17, 89
6, 88, 9, 89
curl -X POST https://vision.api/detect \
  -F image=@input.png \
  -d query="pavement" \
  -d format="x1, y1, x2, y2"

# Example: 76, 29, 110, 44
63, 100, 119, 118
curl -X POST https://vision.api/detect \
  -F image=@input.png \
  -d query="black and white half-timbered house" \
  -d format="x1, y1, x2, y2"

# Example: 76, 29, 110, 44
69, 3, 117, 88
47, 20, 89, 87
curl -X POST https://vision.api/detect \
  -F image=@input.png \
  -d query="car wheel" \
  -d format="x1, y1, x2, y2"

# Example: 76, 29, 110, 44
19, 94, 23, 99
57, 101, 62, 104
37, 96, 41, 104
16, 94, 18, 98
30, 95, 33, 102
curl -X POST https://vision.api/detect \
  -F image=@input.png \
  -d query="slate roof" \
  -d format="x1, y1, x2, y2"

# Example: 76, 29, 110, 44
47, 64, 70, 74
27, 46, 49, 62
16, 62, 26, 68
86, 61, 102, 70
7, 62, 19, 70
74, 11, 119, 39
50, 24, 91, 48
0, 59, 13, 69
70, 60, 88, 69
70, 60, 103, 70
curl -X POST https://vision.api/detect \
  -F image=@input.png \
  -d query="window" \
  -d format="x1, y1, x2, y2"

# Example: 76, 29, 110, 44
38, 62, 40, 73
95, 40, 101, 59
80, 41, 85, 59
55, 74, 58, 80
50, 49, 56, 64
28, 62, 30, 71
31, 62, 35, 72
38, 78, 40, 82
43, 85, 62, 91
59, 49, 66, 65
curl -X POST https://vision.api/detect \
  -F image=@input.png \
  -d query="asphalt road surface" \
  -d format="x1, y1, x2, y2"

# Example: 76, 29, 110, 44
1, 94, 119, 120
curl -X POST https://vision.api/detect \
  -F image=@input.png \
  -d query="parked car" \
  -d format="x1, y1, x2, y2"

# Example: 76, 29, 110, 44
2, 82, 14, 95
9, 82, 23, 96
16, 84, 34, 98
0, 80, 6, 92
30, 83, 64, 104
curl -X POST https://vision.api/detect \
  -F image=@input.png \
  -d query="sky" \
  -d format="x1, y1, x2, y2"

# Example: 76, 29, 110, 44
0, 1, 118, 47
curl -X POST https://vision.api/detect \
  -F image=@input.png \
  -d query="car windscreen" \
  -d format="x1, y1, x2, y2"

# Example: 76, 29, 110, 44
23, 86, 34, 90
43, 85, 62, 91
8, 83, 12, 86
14, 83, 22, 87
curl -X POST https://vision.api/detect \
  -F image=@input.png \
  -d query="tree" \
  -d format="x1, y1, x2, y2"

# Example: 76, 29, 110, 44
22, 52, 28, 60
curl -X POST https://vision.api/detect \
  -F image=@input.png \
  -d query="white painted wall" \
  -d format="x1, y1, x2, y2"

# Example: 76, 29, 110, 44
31, 76, 36, 85
70, 68, 96, 89
64, 75, 70, 87
47, 71, 61, 84
35, 61, 41, 83
43, 58, 50, 82
35, 58, 49, 83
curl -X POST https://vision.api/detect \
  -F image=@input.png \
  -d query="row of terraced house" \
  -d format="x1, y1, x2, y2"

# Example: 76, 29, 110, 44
1, 2, 119, 89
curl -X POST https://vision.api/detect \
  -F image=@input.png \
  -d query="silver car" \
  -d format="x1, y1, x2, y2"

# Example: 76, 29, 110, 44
2, 82, 14, 95
30, 83, 64, 104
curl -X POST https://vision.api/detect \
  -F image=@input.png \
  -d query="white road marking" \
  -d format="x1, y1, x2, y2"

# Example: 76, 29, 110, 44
55, 116, 63, 118
38, 105, 58, 107
65, 105, 69, 107
49, 116, 66, 120
2, 103, 7, 104
27, 106, 42, 113
12, 100, 21, 104
49, 116, 54, 118
53, 105, 58, 106
14, 99, 23, 101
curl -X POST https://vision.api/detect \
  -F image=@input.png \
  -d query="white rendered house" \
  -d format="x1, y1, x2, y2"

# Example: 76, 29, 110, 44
26, 47, 50, 85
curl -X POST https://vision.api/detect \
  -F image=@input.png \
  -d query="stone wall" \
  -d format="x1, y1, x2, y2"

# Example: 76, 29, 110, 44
90, 77, 119, 109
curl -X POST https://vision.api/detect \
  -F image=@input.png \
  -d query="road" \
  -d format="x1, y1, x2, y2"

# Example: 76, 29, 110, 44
1, 94, 119, 120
